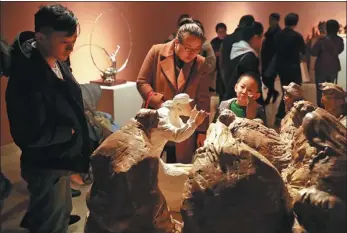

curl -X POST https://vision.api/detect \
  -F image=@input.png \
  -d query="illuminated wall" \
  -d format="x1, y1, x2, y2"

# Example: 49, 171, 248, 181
1, 1, 346, 84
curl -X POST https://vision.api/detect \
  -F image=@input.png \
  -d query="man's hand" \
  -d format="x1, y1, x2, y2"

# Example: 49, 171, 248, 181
196, 133, 206, 148
72, 129, 75, 134
246, 96, 259, 119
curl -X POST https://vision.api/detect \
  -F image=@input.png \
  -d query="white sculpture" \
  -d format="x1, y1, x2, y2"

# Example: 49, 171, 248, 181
152, 93, 208, 212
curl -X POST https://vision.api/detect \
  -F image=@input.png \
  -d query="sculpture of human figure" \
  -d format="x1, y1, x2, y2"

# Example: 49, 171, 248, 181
282, 82, 304, 113
279, 82, 307, 138
84, 94, 209, 232
151, 93, 209, 160
85, 108, 184, 233
293, 107, 347, 233
319, 82, 347, 126
153, 93, 208, 212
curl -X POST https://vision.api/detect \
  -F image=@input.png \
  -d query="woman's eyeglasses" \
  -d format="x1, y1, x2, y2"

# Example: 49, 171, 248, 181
181, 44, 201, 54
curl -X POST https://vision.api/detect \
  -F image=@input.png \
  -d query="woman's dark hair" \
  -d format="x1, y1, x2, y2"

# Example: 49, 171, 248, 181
241, 21, 264, 42
326, 19, 340, 35
34, 4, 79, 36
285, 13, 299, 27
215, 23, 227, 32
177, 18, 205, 43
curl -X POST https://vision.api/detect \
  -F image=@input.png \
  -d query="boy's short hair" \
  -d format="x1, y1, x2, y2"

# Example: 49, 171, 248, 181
236, 72, 261, 92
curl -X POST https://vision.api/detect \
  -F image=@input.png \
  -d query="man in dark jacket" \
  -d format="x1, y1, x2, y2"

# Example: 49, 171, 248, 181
310, 19, 344, 107
223, 21, 264, 102
219, 15, 255, 88
275, 13, 306, 121
261, 13, 282, 104
6, 4, 90, 233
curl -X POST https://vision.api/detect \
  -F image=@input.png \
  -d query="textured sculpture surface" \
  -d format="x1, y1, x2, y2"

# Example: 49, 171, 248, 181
85, 109, 181, 233
181, 111, 293, 233
293, 108, 347, 233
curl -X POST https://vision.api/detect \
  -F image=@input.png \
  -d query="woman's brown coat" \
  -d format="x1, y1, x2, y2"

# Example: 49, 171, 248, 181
137, 41, 211, 163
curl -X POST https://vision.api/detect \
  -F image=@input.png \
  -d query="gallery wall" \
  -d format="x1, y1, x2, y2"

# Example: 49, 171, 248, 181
1, 1, 346, 145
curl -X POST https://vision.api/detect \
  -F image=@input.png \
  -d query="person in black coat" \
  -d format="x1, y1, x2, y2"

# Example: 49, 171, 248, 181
275, 13, 306, 121
5, 4, 90, 232
211, 23, 227, 101
310, 19, 344, 107
261, 13, 282, 105
223, 21, 264, 103
219, 15, 255, 88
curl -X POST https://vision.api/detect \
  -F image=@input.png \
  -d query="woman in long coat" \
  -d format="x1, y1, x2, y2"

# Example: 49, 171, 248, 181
137, 18, 210, 163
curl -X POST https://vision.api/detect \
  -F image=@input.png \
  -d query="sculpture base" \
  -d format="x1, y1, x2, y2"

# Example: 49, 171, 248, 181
90, 78, 127, 86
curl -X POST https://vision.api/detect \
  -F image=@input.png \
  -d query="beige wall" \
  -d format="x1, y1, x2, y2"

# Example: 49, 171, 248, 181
1, 1, 346, 145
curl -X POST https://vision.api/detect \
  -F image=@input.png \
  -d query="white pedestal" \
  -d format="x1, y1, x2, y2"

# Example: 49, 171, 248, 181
100, 82, 143, 127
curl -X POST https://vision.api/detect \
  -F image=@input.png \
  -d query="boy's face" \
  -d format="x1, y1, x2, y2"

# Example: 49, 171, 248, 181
234, 76, 261, 106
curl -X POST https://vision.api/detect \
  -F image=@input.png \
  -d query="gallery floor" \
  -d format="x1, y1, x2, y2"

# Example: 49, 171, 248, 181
0, 77, 316, 233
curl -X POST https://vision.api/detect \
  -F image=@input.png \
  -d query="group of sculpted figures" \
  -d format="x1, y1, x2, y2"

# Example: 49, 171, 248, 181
84, 81, 346, 233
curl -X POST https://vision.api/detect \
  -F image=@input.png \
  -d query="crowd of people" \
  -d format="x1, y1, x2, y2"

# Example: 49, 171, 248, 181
0, 3, 346, 233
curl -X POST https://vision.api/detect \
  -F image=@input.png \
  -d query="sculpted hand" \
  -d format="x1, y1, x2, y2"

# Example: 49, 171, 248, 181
190, 105, 198, 118
195, 110, 209, 126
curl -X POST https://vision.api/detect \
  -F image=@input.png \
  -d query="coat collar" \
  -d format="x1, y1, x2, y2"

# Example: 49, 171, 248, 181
159, 41, 196, 92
